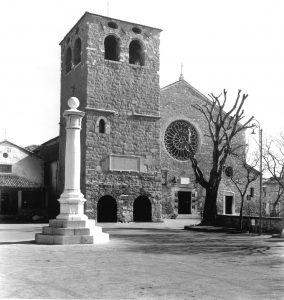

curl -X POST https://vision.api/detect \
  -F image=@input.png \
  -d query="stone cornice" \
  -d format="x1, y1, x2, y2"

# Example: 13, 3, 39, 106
130, 112, 161, 119
85, 107, 117, 114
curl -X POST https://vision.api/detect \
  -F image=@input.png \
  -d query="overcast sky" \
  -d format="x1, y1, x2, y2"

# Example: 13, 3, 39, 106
0, 0, 283, 147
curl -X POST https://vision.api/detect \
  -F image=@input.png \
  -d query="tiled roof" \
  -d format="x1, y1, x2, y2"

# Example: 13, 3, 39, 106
0, 175, 42, 188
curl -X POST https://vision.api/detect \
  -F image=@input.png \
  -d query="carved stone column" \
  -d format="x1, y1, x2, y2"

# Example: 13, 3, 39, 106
35, 97, 109, 244
56, 97, 87, 221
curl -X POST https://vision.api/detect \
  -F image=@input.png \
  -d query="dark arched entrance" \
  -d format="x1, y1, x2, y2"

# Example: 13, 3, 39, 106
133, 196, 152, 222
97, 195, 117, 222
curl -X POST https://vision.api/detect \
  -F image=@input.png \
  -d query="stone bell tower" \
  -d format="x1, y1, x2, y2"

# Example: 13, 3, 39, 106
59, 12, 162, 222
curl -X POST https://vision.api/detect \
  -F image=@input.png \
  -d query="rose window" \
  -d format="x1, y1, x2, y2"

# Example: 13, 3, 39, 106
164, 120, 198, 161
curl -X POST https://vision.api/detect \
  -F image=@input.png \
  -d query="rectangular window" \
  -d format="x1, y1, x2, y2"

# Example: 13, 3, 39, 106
250, 187, 254, 198
0, 164, 12, 173
263, 187, 267, 197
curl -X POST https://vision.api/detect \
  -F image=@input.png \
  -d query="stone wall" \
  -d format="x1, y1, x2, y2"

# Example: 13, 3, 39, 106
217, 214, 283, 233
85, 170, 162, 222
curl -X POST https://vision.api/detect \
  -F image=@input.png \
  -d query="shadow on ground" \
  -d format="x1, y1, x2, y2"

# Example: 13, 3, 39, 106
0, 240, 35, 245
105, 227, 283, 257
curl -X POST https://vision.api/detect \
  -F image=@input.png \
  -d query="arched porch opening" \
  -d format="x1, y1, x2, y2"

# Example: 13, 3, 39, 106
133, 196, 152, 222
97, 195, 117, 222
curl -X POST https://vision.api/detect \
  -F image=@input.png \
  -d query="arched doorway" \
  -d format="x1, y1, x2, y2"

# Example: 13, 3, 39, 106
97, 195, 117, 222
133, 196, 152, 222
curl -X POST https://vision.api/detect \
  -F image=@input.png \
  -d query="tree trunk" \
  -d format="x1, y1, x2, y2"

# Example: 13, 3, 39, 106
239, 197, 244, 231
271, 202, 278, 217
201, 188, 218, 225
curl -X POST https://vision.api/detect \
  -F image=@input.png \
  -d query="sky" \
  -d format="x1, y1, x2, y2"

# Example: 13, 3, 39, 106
0, 0, 283, 147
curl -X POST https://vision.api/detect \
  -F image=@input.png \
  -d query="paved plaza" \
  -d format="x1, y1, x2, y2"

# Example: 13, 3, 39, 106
0, 219, 284, 299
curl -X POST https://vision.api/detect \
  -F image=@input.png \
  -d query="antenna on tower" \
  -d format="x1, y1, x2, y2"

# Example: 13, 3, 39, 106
107, 1, 109, 16
179, 63, 184, 80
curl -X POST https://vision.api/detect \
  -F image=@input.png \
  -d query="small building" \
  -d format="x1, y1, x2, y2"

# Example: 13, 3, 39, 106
263, 177, 284, 217
0, 140, 46, 219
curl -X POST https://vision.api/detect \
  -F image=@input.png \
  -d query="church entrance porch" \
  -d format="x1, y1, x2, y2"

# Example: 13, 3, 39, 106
0, 188, 47, 219
133, 196, 152, 222
178, 191, 192, 214
97, 195, 117, 222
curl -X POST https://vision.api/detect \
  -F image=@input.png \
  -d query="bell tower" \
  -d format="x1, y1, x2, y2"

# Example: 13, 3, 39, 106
59, 12, 162, 222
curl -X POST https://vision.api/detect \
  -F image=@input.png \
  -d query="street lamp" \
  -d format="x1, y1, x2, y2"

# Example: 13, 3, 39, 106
251, 119, 263, 235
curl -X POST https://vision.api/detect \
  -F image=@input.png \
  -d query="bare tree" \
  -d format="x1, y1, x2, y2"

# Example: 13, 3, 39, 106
228, 152, 260, 230
190, 89, 253, 225
263, 134, 284, 216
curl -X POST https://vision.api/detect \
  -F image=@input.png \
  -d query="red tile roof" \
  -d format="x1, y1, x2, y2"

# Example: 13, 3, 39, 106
0, 175, 42, 188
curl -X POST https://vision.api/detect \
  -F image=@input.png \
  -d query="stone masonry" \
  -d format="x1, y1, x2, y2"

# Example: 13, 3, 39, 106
59, 13, 162, 222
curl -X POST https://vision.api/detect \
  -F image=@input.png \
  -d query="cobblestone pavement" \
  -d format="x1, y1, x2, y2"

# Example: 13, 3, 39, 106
0, 219, 284, 299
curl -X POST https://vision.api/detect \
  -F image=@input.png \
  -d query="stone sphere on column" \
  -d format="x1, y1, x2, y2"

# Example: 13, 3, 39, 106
68, 97, 80, 109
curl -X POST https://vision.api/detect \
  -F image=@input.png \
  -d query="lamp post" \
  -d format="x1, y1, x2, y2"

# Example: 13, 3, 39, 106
252, 120, 263, 235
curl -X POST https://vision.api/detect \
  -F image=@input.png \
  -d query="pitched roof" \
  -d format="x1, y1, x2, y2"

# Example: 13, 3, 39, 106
0, 175, 42, 188
34, 136, 59, 162
0, 140, 41, 158
160, 79, 212, 105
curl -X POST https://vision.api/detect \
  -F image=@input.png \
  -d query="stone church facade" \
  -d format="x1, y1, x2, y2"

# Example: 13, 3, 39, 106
160, 80, 260, 218
58, 12, 259, 222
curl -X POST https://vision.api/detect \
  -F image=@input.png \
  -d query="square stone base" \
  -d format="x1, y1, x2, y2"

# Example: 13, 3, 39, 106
35, 219, 109, 245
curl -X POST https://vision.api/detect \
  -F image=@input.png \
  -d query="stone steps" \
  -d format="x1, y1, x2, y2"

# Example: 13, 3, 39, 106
35, 219, 109, 245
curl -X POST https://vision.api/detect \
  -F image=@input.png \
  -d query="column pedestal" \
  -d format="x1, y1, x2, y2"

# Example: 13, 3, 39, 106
35, 219, 109, 245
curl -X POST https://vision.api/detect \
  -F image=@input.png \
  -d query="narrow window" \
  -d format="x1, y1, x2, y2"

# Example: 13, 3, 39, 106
250, 187, 255, 198
99, 119, 106, 133
129, 40, 145, 66
104, 35, 120, 61
65, 47, 72, 73
74, 38, 81, 65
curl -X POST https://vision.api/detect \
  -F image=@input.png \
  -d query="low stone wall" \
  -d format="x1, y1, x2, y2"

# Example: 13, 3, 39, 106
216, 214, 283, 233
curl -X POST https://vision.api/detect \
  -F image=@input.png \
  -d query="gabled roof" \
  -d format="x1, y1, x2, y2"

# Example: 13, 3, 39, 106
161, 79, 212, 106
40, 136, 59, 147
244, 163, 261, 175
0, 140, 40, 158
0, 175, 43, 188
161, 78, 247, 129
33, 136, 59, 162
